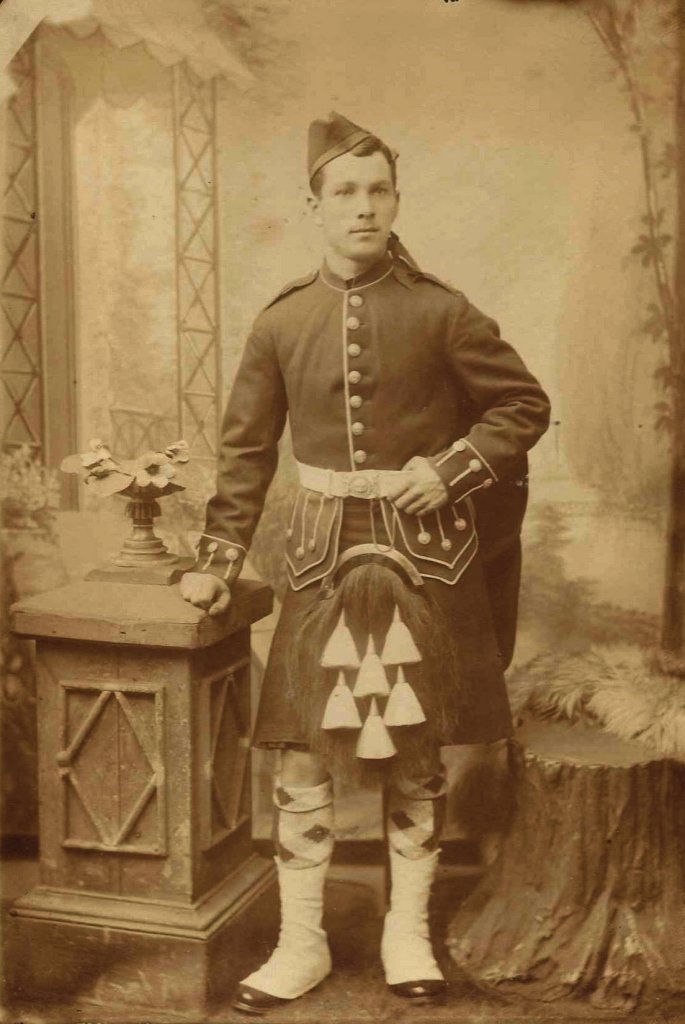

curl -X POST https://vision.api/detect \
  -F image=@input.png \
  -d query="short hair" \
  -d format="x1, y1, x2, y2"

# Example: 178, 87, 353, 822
310, 135, 398, 198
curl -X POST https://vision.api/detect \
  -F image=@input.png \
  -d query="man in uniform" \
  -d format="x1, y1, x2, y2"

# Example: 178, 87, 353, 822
181, 112, 551, 1014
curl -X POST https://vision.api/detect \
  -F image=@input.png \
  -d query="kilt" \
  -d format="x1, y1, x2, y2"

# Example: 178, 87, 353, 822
252, 498, 514, 751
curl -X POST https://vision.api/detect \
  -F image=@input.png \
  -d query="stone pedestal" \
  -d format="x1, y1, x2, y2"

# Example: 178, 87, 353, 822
8, 578, 275, 1010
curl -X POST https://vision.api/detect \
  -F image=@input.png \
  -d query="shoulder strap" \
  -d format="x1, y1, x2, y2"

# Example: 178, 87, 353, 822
412, 269, 460, 296
263, 270, 318, 310
391, 255, 460, 297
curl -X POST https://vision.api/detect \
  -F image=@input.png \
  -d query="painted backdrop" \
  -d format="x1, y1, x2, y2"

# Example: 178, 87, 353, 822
1, 0, 673, 839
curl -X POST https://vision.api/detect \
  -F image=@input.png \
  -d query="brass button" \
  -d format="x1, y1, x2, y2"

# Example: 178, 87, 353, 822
454, 439, 467, 452
348, 343, 361, 357
454, 518, 467, 531
349, 294, 363, 307
346, 316, 361, 330
295, 546, 305, 559
350, 395, 363, 409
468, 458, 482, 473
348, 370, 362, 384
441, 539, 453, 551
482, 478, 493, 488
353, 450, 367, 465
226, 548, 240, 561
418, 531, 431, 545
352, 422, 364, 436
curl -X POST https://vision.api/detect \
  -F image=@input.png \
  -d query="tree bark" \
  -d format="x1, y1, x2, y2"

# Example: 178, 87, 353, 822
447, 721, 685, 1014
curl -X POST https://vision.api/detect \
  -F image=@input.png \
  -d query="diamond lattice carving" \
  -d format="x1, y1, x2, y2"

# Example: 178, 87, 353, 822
58, 683, 166, 855
201, 668, 251, 849
172, 63, 221, 460
2, 41, 44, 451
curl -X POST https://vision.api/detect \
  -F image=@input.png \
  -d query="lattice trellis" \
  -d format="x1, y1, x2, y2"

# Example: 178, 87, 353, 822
110, 406, 179, 460
172, 63, 222, 461
1, 40, 44, 452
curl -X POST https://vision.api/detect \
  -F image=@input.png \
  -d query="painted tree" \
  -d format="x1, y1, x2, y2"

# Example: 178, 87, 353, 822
510, 0, 685, 660
586, 0, 685, 661
448, 6, 685, 1009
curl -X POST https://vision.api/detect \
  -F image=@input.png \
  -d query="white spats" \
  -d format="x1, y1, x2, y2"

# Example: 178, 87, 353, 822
381, 847, 445, 986
240, 856, 332, 1000
239, 778, 335, 1001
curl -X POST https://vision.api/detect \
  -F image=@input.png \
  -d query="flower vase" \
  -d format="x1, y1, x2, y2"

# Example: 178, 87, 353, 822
115, 497, 177, 567
63, 438, 196, 585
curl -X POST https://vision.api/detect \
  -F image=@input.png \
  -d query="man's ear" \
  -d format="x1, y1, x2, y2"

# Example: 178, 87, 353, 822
307, 194, 323, 227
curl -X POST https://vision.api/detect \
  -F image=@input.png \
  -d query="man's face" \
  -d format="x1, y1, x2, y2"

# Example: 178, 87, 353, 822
310, 150, 399, 265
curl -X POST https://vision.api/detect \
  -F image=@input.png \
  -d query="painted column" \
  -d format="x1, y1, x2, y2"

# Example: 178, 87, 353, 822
172, 62, 223, 466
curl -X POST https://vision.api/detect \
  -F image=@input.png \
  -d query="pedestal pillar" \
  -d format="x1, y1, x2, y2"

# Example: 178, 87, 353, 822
8, 578, 275, 1010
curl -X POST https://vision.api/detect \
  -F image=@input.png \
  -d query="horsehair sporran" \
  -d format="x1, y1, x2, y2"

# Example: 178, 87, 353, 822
287, 562, 470, 784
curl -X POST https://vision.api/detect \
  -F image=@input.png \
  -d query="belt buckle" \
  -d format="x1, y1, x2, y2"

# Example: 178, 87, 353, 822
349, 472, 378, 498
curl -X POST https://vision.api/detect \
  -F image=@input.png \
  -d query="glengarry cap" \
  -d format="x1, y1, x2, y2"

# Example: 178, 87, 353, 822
308, 111, 375, 184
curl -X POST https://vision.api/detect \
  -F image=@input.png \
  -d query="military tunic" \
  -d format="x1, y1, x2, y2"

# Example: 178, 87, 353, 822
196, 252, 551, 748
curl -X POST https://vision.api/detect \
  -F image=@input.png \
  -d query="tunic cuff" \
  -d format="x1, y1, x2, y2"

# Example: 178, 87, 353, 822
428, 438, 497, 503
192, 534, 246, 587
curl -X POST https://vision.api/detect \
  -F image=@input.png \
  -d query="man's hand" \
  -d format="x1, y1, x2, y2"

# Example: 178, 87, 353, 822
386, 456, 448, 516
179, 573, 231, 617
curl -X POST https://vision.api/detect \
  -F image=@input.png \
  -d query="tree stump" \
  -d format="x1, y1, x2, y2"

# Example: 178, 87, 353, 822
447, 720, 685, 1014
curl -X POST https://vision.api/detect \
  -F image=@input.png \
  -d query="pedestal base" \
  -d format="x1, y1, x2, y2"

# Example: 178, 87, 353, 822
9, 854, 275, 1010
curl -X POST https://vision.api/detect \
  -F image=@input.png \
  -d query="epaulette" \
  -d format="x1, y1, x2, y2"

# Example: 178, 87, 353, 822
392, 258, 460, 297
263, 270, 318, 310
411, 268, 460, 296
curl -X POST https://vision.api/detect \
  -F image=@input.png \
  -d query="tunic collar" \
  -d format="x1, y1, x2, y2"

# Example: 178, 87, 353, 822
319, 252, 394, 292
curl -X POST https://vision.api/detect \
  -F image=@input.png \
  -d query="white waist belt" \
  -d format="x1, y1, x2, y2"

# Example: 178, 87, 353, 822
296, 460, 408, 500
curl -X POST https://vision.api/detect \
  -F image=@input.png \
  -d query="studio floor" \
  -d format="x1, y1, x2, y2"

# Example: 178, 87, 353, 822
3, 856, 685, 1024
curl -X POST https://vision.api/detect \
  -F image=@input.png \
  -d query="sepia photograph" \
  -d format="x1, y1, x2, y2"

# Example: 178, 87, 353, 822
1, 0, 685, 1021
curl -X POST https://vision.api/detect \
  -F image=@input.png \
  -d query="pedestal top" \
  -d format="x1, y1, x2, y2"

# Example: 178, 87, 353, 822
10, 578, 273, 649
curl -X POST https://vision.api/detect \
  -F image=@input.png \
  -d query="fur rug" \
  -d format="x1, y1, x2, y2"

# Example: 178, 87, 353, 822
508, 643, 685, 760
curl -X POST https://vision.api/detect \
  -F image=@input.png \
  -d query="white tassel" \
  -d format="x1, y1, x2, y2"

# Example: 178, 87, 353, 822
383, 666, 427, 727
356, 698, 397, 759
353, 636, 390, 698
321, 672, 362, 730
321, 613, 360, 669
381, 607, 422, 666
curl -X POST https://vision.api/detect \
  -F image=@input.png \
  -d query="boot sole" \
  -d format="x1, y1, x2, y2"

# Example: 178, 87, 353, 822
391, 991, 447, 1007
388, 981, 448, 1006
232, 973, 331, 1016
233, 998, 285, 1017
232, 1001, 268, 1017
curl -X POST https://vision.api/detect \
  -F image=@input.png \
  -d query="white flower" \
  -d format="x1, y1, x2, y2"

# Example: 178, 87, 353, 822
135, 468, 153, 487
165, 440, 190, 463
81, 451, 105, 468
